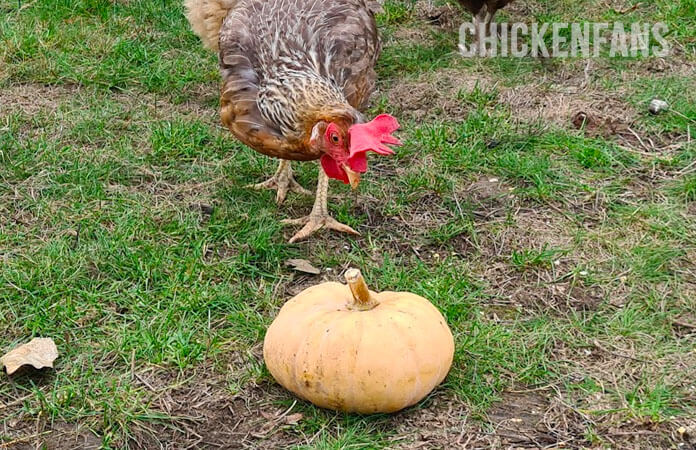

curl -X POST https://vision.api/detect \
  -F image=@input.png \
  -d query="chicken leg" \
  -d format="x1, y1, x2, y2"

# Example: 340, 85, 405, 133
472, 3, 504, 54
282, 169, 359, 243
473, 5, 489, 44
247, 160, 312, 205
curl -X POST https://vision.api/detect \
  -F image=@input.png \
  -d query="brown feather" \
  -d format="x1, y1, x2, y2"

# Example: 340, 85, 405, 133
211, 0, 380, 161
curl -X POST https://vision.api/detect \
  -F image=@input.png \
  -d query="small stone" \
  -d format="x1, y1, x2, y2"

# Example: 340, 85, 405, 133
649, 99, 669, 115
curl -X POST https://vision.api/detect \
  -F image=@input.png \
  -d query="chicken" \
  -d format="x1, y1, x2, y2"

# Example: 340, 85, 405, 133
457, 0, 515, 42
184, 0, 401, 242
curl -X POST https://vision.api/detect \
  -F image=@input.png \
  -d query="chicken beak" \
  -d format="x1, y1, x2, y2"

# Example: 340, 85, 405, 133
343, 165, 361, 189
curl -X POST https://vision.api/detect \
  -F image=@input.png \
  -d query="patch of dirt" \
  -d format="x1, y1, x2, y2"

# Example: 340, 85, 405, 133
1, 82, 219, 126
500, 79, 638, 129
131, 371, 598, 450
3, 365, 686, 449
484, 390, 584, 447
111, 82, 220, 124
130, 376, 304, 449
550, 334, 696, 445
571, 110, 630, 139
3, 422, 102, 450
349, 195, 392, 231
105, 172, 224, 214
415, 1, 462, 30
620, 57, 696, 82
390, 393, 472, 447
482, 264, 606, 314
465, 207, 611, 314
601, 421, 688, 449
483, 389, 687, 449
1, 366, 304, 449
392, 25, 438, 46
465, 175, 514, 210
1, 370, 102, 449
404, 191, 454, 226
487, 209, 574, 256
1, 83, 80, 116
392, 389, 590, 448
384, 63, 642, 135
386, 69, 494, 122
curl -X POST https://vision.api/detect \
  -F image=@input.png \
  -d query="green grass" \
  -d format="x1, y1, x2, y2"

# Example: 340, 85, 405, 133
2, 0, 696, 448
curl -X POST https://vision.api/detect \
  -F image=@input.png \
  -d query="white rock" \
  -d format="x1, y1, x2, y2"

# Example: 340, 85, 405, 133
649, 99, 669, 115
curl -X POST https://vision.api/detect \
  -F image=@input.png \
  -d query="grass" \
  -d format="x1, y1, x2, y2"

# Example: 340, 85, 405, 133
1, 0, 696, 448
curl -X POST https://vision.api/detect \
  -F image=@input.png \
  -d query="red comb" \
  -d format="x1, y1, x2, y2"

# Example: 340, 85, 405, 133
346, 114, 401, 173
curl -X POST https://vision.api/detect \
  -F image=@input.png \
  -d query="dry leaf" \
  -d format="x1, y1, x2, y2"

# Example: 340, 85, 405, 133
284, 412, 303, 425
1, 337, 58, 375
286, 259, 321, 275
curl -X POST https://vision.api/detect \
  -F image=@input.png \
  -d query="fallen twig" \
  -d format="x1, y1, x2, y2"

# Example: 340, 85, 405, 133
0, 393, 34, 410
672, 319, 696, 330
0, 431, 53, 448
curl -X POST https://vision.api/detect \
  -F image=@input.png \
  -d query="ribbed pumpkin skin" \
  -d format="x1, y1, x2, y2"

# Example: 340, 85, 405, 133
263, 282, 454, 414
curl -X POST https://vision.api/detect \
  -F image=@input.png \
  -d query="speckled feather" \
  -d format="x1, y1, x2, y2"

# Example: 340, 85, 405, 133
217, 0, 380, 160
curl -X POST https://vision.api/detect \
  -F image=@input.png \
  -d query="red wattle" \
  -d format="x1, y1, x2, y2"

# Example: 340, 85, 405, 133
320, 154, 349, 184
347, 153, 368, 173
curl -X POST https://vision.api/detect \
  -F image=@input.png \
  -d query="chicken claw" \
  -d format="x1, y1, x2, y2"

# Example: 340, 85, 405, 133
283, 169, 359, 243
247, 160, 312, 205
283, 214, 359, 243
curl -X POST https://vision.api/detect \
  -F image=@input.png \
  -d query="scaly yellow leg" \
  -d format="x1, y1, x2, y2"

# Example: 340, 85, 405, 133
247, 160, 312, 205
282, 168, 359, 243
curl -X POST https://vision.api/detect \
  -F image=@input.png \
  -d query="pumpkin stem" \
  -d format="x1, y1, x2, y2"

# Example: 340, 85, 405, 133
345, 269, 378, 310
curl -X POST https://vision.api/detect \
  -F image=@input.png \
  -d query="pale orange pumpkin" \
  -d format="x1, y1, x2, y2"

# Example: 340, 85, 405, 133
263, 268, 454, 414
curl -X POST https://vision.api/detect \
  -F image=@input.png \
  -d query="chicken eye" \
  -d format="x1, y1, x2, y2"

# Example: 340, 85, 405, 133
330, 134, 340, 144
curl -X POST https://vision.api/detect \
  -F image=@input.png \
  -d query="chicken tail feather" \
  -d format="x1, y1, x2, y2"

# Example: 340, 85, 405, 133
184, 0, 237, 52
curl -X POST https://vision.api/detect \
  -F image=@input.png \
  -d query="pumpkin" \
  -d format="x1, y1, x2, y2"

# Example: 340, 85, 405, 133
263, 268, 454, 414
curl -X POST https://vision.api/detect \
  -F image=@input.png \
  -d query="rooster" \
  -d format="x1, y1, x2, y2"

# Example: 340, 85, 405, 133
457, 0, 515, 42
185, 0, 401, 243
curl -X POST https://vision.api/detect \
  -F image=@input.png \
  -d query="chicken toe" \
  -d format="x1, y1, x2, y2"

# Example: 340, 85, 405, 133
283, 215, 359, 243
283, 170, 359, 243
247, 160, 312, 205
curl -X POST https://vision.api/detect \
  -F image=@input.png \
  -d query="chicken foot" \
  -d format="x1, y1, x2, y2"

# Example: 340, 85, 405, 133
282, 169, 359, 243
247, 160, 312, 205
